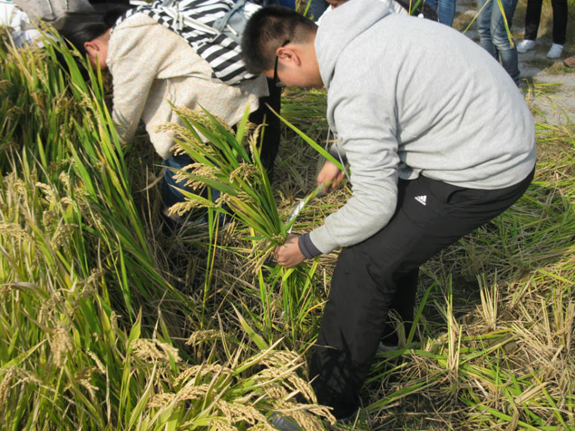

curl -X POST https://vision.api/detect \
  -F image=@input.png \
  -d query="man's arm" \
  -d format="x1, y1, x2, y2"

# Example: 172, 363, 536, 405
317, 160, 346, 194
304, 72, 400, 256
274, 235, 305, 267
276, 97, 400, 267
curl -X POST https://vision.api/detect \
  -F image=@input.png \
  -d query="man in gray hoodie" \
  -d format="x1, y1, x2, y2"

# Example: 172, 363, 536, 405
242, 0, 535, 420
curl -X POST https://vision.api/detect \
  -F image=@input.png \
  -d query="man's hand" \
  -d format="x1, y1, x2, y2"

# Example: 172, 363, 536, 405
317, 160, 346, 195
274, 235, 305, 268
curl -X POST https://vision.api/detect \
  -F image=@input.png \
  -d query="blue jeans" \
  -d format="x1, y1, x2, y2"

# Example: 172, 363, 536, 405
162, 153, 225, 224
306, 0, 329, 21
162, 153, 222, 206
162, 152, 210, 209
426, 0, 456, 26
477, 0, 520, 86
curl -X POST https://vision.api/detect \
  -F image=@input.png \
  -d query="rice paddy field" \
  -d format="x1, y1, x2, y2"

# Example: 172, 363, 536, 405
0, 16, 574, 431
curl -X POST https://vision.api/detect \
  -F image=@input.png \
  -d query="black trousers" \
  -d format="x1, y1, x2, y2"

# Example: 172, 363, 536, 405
250, 78, 282, 182
524, 0, 568, 45
309, 170, 535, 419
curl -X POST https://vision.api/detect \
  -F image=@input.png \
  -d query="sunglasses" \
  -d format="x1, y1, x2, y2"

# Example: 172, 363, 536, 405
273, 39, 291, 88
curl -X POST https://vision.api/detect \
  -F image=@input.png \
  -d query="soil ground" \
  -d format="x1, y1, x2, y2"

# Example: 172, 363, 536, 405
454, 0, 575, 126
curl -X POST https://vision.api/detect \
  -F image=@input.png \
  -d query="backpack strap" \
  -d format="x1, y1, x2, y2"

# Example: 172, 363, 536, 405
212, 0, 247, 37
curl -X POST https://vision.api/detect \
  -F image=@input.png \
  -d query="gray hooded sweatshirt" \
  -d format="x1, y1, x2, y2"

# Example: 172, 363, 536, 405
299, 0, 536, 257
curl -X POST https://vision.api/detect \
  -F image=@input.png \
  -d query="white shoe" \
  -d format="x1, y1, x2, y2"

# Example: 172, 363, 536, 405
516, 39, 536, 53
547, 43, 564, 59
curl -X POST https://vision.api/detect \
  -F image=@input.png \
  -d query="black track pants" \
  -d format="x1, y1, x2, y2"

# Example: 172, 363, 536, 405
524, 0, 568, 45
309, 170, 535, 419
250, 78, 282, 181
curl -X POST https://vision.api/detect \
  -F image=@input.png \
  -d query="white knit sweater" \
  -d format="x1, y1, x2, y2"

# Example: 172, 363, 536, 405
107, 13, 268, 159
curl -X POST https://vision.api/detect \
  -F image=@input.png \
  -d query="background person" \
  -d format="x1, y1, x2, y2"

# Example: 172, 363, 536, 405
1, 0, 43, 46
12, 0, 132, 33
425, 0, 456, 25
306, 0, 330, 21
65, 3, 280, 223
242, 1, 535, 422
515, 0, 568, 59
477, 0, 521, 86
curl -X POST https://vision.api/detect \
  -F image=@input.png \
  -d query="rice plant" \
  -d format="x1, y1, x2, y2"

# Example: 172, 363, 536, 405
160, 105, 340, 344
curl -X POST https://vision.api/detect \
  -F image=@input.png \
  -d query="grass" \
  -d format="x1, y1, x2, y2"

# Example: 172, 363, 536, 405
0, 29, 330, 430
0, 14, 574, 430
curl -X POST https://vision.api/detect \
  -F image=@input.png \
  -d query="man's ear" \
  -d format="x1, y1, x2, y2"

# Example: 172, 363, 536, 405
277, 46, 302, 67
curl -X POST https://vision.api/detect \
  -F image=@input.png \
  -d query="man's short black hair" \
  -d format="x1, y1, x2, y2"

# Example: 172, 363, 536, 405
241, 5, 317, 73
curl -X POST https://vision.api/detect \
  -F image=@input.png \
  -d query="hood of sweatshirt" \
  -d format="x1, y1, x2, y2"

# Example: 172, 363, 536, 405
315, 0, 393, 90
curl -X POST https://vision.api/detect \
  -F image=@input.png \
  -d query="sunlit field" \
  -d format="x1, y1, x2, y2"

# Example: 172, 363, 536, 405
0, 23, 573, 430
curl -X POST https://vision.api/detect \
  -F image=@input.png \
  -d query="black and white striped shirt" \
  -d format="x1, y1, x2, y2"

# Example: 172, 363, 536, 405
116, 0, 258, 85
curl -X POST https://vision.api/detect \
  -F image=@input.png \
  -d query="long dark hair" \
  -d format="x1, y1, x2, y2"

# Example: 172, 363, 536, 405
63, 6, 132, 55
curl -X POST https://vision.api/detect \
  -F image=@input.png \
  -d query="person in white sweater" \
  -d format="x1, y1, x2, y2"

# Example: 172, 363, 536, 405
64, 3, 278, 222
